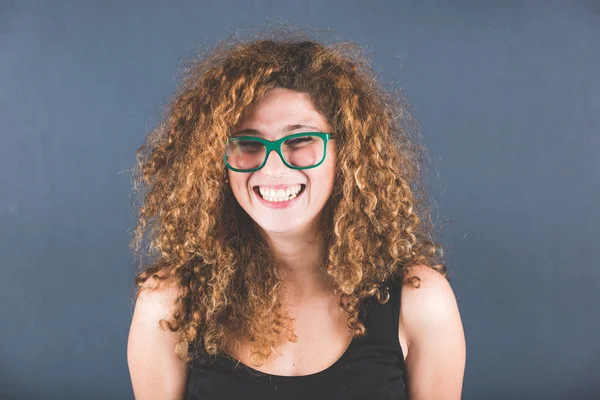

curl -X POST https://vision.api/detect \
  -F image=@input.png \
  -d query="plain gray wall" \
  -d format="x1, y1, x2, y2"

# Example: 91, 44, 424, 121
1, 1, 598, 399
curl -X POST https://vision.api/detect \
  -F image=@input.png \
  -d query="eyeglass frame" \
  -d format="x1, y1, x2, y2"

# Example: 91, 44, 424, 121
223, 132, 335, 173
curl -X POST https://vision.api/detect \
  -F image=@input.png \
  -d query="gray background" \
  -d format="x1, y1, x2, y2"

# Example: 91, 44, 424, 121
1, 1, 599, 399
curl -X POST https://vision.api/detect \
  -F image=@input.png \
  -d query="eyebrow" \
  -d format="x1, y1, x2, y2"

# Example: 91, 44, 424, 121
232, 124, 322, 136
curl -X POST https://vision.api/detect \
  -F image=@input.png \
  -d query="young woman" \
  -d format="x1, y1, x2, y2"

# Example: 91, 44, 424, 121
127, 28, 466, 400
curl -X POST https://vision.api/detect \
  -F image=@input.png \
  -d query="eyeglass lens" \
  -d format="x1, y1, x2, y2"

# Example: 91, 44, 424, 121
225, 135, 325, 171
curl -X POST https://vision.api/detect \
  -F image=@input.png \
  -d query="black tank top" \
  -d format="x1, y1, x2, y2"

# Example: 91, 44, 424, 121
186, 279, 406, 399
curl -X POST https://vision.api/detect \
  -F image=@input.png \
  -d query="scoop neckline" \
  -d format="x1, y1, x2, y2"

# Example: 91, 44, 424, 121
208, 283, 396, 381
215, 335, 359, 381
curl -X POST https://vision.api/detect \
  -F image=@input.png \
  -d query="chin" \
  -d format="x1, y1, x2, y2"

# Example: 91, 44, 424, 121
256, 217, 306, 234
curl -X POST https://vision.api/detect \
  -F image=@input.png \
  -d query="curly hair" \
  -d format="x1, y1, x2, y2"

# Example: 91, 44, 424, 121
129, 25, 446, 367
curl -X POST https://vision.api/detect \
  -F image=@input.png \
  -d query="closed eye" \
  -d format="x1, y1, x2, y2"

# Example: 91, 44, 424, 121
284, 136, 314, 147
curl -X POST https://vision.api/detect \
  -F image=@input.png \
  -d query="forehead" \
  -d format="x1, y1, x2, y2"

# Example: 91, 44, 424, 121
233, 89, 330, 137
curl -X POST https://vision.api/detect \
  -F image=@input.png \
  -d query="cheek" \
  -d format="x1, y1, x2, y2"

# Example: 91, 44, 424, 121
323, 151, 336, 187
309, 164, 335, 196
325, 145, 336, 180
229, 174, 249, 199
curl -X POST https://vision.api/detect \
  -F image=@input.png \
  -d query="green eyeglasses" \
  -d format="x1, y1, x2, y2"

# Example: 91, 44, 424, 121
224, 132, 334, 173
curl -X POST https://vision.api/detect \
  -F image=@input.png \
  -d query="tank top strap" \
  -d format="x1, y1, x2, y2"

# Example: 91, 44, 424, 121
387, 276, 403, 335
356, 277, 403, 345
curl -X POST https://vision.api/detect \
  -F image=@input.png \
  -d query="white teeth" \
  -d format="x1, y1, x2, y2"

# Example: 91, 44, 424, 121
258, 184, 302, 202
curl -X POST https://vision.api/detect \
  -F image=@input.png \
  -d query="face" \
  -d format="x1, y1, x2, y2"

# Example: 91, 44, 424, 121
228, 88, 336, 237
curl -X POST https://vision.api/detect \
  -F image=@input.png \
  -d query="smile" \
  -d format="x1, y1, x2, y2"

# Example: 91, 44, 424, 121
252, 184, 306, 208
257, 184, 303, 201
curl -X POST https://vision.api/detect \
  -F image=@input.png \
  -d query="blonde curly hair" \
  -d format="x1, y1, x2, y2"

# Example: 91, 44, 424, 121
129, 25, 446, 367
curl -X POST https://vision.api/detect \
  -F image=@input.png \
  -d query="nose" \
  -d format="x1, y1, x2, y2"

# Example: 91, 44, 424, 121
261, 149, 288, 176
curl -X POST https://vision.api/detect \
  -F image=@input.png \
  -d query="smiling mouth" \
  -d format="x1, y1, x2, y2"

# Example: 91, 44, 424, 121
252, 184, 306, 201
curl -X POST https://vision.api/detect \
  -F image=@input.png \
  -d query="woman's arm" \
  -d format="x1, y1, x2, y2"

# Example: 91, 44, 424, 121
399, 265, 466, 399
127, 278, 189, 400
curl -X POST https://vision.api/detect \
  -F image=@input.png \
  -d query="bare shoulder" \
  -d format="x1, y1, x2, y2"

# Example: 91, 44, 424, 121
399, 264, 462, 341
128, 275, 189, 400
398, 264, 466, 399
134, 275, 182, 319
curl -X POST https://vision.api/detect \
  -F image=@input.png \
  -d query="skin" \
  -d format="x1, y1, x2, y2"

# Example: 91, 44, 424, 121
228, 87, 336, 301
127, 87, 466, 399
400, 264, 466, 399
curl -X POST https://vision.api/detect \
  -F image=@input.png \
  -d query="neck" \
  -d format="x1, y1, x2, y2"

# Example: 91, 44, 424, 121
260, 211, 333, 304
